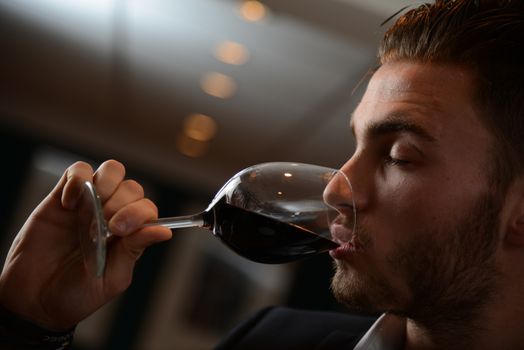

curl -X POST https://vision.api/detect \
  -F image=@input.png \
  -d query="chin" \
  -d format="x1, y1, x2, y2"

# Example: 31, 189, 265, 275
331, 264, 377, 313
331, 261, 403, 314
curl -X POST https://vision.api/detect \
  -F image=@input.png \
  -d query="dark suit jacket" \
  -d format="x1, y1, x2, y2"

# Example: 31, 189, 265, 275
215, 306, 377, 350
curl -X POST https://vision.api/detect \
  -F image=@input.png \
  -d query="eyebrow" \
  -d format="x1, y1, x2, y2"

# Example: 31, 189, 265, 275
350, 115, 437, 143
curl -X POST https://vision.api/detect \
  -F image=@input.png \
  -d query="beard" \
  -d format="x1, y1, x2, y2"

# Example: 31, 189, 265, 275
331, 192, 502, 331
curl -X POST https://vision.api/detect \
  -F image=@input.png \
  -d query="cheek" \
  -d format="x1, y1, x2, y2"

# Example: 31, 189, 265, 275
373, 169, 473, 234
375, 177, 438, 229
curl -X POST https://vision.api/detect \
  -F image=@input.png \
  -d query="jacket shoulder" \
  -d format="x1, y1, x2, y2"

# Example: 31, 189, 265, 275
215, 306, 377, 350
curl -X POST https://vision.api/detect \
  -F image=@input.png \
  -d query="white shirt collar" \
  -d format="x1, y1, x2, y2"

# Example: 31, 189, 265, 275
353, 313, 406, 350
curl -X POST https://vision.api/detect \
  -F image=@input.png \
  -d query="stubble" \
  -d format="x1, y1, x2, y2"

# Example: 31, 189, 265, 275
331, 191, 502, 337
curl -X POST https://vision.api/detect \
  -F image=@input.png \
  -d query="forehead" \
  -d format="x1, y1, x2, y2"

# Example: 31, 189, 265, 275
351, 62, 485, 139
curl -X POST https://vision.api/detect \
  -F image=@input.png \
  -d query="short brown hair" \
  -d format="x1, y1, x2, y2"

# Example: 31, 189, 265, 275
379, 0, 524, 189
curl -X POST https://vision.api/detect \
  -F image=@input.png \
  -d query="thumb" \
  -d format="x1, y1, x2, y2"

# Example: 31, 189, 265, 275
51, 162, 94, 211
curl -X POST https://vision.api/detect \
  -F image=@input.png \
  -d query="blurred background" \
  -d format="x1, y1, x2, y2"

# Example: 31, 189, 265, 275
0, 0, 409, 348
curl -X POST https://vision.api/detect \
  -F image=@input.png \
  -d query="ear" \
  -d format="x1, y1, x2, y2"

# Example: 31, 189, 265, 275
504, 178, 524, 247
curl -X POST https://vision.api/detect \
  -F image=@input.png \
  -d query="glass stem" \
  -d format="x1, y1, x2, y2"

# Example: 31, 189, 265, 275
142, 212, 206, 230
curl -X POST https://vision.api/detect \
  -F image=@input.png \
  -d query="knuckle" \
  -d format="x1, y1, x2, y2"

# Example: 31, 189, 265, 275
67, 161, 93, 177
129, 248, 144, 262
121, 179, 144, 197
122, 239, 144, 263
142, 198, 158, 215
102, 159, 124, 170
99, 159, 126, 177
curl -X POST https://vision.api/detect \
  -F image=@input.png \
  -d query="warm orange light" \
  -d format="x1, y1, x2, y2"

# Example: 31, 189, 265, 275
183, 113, 217, 142
239, 1, 267, 22
176, 133, 209, 158
214, 40, 250, 65
200, 72, 237, 99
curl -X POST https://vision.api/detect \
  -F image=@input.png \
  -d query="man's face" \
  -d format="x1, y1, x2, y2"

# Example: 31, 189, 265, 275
329, 61, 503, 321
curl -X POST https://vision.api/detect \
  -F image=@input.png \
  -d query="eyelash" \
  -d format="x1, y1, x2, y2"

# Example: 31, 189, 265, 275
384, 155, 409, 166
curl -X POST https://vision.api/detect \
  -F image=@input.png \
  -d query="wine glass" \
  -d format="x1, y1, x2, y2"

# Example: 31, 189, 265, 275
78, 162, 355, 277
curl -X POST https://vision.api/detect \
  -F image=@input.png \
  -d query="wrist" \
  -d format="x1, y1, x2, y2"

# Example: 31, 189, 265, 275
0, 272, 75, 331
0, 304, 76, 349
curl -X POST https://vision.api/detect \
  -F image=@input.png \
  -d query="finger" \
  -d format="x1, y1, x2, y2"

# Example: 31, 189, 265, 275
59, 161, 95, 210
93, 160, 126, 203
107, 198, 158, 236
102, 180, 144, 220
103, 226, 172, 296
121, 226, 172, 259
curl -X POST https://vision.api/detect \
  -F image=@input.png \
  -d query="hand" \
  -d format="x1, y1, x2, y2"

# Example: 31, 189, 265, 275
0, 160, 172, 330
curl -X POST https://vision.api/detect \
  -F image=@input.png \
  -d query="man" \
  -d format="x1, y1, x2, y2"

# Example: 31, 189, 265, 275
2, 0, 524, 348
216, 1, 524, 348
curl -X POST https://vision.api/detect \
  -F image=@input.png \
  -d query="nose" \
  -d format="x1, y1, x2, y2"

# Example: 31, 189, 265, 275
323, 169, 355, 216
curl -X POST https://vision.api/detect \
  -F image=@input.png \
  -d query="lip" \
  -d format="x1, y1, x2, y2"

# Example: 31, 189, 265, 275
329, 223, 362, 261
329, 241, 357, 260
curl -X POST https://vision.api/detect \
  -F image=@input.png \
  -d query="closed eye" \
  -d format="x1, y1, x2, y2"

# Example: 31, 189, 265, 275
384, 155, 410, 166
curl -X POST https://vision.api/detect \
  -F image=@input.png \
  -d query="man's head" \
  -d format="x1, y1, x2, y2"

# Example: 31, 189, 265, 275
328, 0, 524, 339
380, 0, 524, 190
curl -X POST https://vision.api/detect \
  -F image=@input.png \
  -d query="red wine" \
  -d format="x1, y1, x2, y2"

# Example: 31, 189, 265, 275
203, 199, 339, 264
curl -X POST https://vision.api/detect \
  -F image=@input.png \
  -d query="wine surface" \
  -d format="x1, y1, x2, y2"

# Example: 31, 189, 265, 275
207, 199, 339, 263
